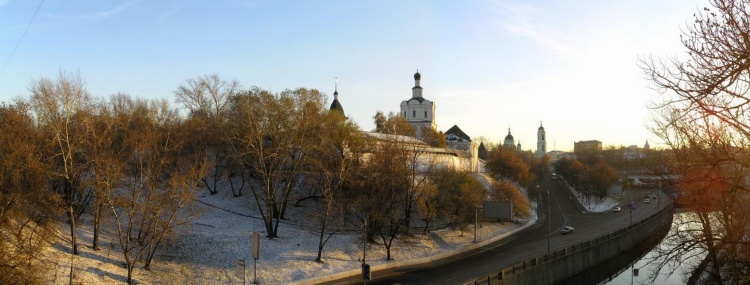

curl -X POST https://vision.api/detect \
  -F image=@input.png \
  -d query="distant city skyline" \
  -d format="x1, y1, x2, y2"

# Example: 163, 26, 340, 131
0, 0, 706, 151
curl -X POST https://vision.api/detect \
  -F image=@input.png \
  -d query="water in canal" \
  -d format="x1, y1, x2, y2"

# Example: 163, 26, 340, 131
559, 212, 701, 285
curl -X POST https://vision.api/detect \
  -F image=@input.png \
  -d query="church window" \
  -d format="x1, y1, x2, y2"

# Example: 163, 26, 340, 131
403, 111, 406, 117
542, 134, 545, 140
424, 111, 427, 118
413, 110, 416, 117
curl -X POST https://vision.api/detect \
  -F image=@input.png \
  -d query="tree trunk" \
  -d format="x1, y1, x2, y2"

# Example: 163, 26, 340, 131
686, 255, 711, 285
202, 176, 217, 195
265, 199, 276, 238
385, 238, 393, 260
92, 201, 101, 250
229, 171, 245, 197
315, 206, 330, 263
68, 205, 78, 255
144, 241, 158, 270
126, 262, 134, 285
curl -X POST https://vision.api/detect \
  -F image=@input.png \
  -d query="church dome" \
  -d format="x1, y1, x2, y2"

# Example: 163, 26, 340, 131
538, 125, 544, 131
330, 80, 344, 116
330, 99, 344, 115
504, 128, 514, 141
414, 71, 421, 80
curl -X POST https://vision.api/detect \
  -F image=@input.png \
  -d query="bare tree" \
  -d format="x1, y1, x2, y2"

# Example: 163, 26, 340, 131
224, 87, 327, 238
426, 168, 486, 231
175, 74, 239, 195
102, 97, 207, 284
641, 0, 750, 283
83, 99, 119, 251
351, 135, 416, 260
0, 103, 59, 284
306, 112, 364, 262
29, 71, 92, 255
486, 145, 534, 188
174, 74, 238, 119
372, 111, 416, 137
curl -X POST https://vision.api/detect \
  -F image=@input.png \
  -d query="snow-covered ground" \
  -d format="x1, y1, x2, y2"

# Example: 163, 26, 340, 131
44, 182, 537, 284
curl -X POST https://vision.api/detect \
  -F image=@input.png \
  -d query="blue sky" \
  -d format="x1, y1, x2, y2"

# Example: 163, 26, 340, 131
0, 0, 705, 151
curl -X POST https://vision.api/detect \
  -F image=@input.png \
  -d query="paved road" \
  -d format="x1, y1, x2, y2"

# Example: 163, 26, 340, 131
324, 174, 666, 285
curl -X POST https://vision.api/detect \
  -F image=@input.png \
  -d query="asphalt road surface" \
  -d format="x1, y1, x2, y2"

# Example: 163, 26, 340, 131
323, 174, 666, 285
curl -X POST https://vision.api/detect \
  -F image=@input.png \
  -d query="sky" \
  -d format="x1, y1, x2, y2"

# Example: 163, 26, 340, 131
0, 0, 707, 151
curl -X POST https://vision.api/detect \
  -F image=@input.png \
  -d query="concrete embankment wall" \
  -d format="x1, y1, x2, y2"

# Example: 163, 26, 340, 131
468, 203, 674, 285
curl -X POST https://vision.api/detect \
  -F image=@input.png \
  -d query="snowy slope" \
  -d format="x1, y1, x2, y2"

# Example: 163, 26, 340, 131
44, 182, 537, 284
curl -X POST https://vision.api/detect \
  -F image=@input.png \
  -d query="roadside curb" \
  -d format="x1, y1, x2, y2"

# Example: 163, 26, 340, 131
294, 212, 539, 285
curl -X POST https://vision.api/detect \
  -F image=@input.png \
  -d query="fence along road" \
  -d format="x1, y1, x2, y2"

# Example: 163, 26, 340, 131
349, 175, 668, 285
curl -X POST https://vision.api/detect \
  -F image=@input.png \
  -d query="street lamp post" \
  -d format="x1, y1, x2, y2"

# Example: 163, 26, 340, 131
362, 218, 367, 265
351, 208, 370, 284
629, 199, 635, 226
658, 179, 662, 209
625, 176, 635, 226
474, 208, 478, 243
546, 186, 551, 255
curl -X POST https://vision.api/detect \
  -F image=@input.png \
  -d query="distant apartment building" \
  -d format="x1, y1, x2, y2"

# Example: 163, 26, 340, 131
574, 140, 602, 156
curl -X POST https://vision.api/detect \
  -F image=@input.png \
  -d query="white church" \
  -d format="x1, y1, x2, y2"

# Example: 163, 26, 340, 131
331, 70, 549, 172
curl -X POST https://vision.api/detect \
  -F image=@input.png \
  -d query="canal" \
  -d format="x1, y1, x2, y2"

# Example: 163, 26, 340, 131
559, 211, 699, 285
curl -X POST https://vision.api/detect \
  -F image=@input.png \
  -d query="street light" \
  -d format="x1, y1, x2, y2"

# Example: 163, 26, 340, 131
350, 208, 369, 284
547, 186, 551, 255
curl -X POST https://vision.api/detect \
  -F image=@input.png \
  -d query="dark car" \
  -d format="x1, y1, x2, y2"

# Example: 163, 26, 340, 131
560, 226, 575, 235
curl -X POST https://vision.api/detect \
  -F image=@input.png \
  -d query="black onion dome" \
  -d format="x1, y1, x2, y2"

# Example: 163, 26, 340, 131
538, 125, 545, 131
414, 71, 421, 80
505, 133, 514, 141
330, 99, 344, 115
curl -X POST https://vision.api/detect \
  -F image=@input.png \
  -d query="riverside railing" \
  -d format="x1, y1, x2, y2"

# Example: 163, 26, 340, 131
465, 200, 674, 285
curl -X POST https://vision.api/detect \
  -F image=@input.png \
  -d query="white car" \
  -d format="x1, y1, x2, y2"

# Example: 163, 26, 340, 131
613, 206, 621, 212
644, 199, 651, 204
560, 226, 575, 235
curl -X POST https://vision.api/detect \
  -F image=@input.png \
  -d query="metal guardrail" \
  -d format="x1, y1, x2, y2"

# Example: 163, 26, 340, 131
465, 201, 674, 285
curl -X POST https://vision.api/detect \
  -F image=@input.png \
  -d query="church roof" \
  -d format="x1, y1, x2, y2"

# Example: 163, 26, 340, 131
478, 142, 488, 160
407, 97, 426, 103
414, 70, 421, 80
505, 130, 514, 141
330, 80, 345, 115
329, 99, 344, 115
445, 125, 471, 141
363, 132, 428, 146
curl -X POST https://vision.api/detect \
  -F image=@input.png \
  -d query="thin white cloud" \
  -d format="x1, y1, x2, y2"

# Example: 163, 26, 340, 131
494, 2, 580, 58
82, 1, 138, 21
155, 5, 179, 23
44, 1, 139, 22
